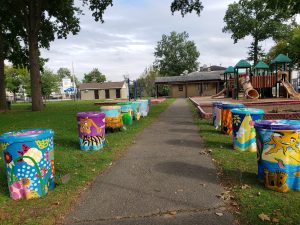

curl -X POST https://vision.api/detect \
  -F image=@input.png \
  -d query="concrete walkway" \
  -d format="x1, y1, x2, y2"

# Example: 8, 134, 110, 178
64, 99, 235, 225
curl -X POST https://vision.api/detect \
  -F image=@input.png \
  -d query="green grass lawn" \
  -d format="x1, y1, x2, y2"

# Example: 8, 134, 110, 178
189, 100, 300, 225
0, 99, 174, 225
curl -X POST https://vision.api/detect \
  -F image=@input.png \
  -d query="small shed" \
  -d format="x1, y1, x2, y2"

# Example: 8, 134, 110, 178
79, 81, 128, 100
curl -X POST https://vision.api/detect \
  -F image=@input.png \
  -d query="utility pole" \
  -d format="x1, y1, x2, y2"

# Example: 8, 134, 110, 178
72, 62, 76, 101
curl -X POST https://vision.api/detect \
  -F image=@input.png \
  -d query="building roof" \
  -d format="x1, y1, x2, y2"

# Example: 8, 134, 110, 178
79, 81, 125, 90
155, 71, 223, 84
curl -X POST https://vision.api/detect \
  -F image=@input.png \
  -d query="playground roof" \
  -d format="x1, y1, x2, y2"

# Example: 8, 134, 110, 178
235, 59, 251, 68
271, 54, 292, 64
224, 66, 235, 73
254, 60, 269, 69
155, 71, 223, 84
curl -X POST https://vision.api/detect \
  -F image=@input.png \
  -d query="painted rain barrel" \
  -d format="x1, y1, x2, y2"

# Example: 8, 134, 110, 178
77, 112, 106, 151
0, 128, 55, 200
131, 101, 141, 120
117, 102, 133, 126
254, 120, 300, 192
100, 106, 123, 130
221, 103, 245, 135
231, 108, 264, 152
212, 101, 229, 129
137, 100, 149, 117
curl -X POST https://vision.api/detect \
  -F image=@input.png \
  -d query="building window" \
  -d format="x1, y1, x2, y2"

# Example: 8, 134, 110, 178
105, 89, 110, 99
116, 89, 121, 98
178, 85, 183, 92
94, 90, 99, 99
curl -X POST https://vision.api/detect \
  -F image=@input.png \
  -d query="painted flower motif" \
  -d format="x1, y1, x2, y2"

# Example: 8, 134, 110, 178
26, 190, 40, 199
4, 151, 12, 164
9, 181, 30, 200
233, 115, 241, 126
249, 120, 255, 126
20, 177, 31, 186
23, 148, 42, 166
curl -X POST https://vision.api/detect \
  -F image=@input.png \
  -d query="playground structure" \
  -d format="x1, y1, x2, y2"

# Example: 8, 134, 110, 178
212, 54, 299, 100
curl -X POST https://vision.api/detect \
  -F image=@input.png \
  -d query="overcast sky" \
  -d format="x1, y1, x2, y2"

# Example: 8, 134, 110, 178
41, 0, 276, 81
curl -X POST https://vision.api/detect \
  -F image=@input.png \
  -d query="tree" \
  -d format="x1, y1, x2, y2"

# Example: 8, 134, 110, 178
82, 68, 106, 83
266, 0, 300, 16
266, 25, 300, 67
170, 0, 203, 17
247, 42, 266, 62
137, 67, 159, 97
154, 31, 200, 76
41, 69, 60, 99
57, 67, 72, 80
223, 0, 295, 65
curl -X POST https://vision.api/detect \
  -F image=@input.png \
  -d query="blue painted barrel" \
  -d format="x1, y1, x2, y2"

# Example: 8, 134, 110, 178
255, 120, 300, 192
231, 108, 264, 152
221, 103, 245, 135
137, 100, 149, 117
212, 101, 229, 129
77, 112, 106, 151
100, 106, 123, 130
0, 129, 55, 200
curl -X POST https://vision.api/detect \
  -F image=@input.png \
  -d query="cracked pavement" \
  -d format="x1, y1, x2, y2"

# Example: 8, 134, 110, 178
64, 99, 235, 225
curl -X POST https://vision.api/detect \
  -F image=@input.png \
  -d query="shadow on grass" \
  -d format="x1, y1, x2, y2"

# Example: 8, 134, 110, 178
155, 161, 218, 183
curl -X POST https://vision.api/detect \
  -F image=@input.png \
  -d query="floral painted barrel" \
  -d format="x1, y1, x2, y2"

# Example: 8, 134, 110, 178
131, 101, 141, 121
255, 120, 300, 192
100, 106, 123, 130
231, 108, 264, 152
77, 112, 106, 151
221, 103, 245, 135
0, 129, 55, 200
137, 100, 149, 117
117, 102, 133, 126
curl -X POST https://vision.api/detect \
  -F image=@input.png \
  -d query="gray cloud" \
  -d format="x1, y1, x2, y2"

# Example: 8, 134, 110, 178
41, 0, 275, 81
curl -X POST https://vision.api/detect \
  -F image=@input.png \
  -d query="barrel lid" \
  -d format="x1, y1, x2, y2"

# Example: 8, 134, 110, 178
77, 111, 105, 118
222, 103, 245, 109
254, 120, 300, 130
231, 108, 264, 115
136, 100, 148, 103
100, 106, 121, 110
0, 128, 53, 144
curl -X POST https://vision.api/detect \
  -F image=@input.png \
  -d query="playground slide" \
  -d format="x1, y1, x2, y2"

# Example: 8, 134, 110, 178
211, 88, 226, 98
239, 77, 259, 100
281, 80, 300, 99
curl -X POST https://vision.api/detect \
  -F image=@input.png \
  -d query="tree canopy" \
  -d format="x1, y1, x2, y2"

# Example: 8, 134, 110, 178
171, 0, 203, 17
223, 0, 295, 65
82, 68, 106, 83
154, 31, 200, 76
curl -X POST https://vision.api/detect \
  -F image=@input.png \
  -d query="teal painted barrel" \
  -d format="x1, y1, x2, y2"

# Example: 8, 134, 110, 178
0, 129, 55, 200
137, 100, 149, 117
212, 101, 229, 129
231, 108, 264, 152
254, 120, 300, 192
132, 101, 141, 120
117, 102, 133, 126
100, 106, 123, 130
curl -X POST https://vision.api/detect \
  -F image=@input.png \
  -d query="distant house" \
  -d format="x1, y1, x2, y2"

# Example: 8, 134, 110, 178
155, 70, 224, 98
79, 81, 128, 100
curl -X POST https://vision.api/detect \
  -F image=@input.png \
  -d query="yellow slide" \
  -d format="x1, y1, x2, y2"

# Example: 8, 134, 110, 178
281, 80, 300, 99
239, 77, 259, 100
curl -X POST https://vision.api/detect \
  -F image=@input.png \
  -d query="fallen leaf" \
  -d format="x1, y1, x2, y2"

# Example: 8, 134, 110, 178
91, 168, 96, 172
272, 218, 279, 223
258, 213, 271, 221
241, 184, 251, 189
257, 192, 261, 196
177, 189, 183, 192
215, 212, 223, 216
169, 211, 177, 215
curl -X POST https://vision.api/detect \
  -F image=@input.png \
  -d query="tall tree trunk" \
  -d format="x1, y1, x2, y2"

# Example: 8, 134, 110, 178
253, 38, 258, 65
28, 1, 43, 111
0, 32, 7, 111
